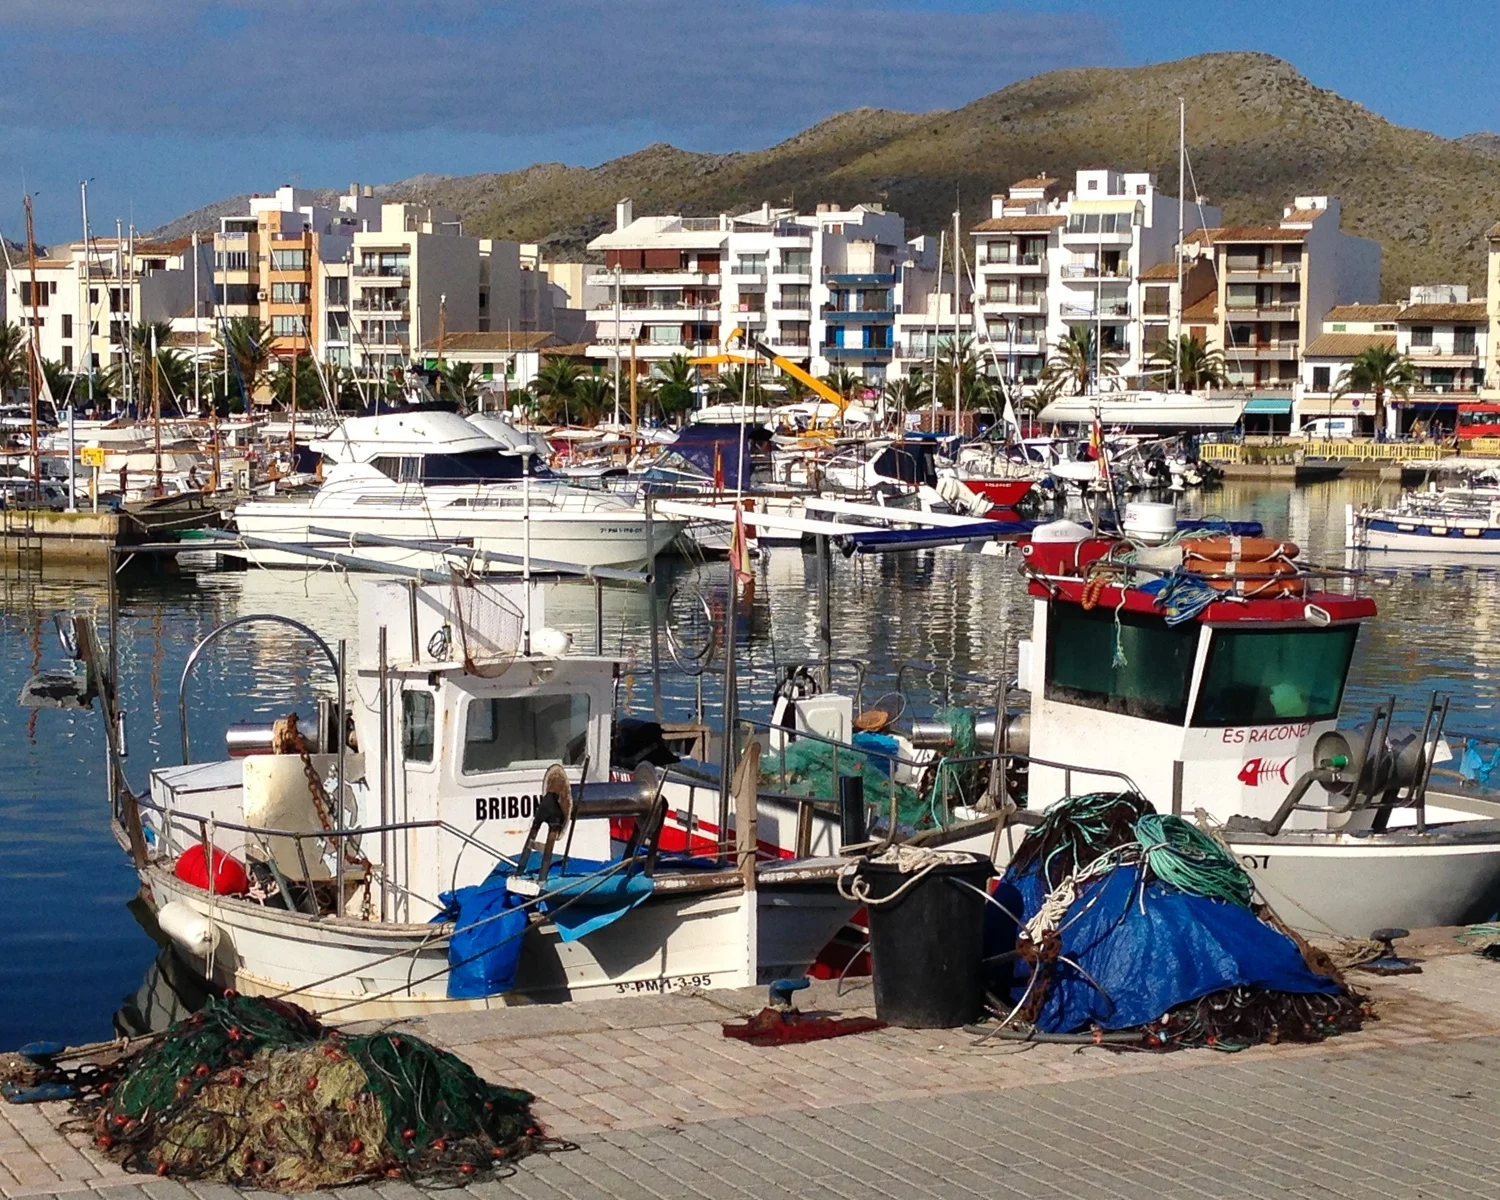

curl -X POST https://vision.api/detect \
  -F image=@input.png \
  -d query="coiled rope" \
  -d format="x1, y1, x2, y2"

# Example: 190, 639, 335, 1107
1133, 813, 1253, 908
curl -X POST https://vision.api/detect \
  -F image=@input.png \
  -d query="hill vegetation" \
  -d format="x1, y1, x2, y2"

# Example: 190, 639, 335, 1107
157, 54, 1500, 300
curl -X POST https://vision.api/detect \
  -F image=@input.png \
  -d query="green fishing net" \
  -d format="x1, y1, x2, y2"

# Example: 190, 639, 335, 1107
71, 994, 562, 1191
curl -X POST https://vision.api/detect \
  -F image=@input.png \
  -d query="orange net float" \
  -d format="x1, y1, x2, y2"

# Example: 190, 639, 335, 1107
1178, 536, 1300, 562
1183, 557, 1300, 580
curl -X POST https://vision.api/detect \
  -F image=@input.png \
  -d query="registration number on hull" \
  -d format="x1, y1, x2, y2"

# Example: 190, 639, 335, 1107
614, 974, 712, 994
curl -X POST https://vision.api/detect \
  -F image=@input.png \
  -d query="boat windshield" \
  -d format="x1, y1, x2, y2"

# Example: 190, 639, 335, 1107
1192, 625, 1359, 727
419, 450, 548, 484
1045, 603, 1198, 724
461, 694, 591, 774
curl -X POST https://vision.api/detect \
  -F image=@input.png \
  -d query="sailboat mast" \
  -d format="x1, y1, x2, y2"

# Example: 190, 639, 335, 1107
152, 325, 162, 496
80, 181, 93, 405
952, 207, 962, 431
930, 228, 944, 417
24, 197, 41, 496
1175, 96, 1185, 393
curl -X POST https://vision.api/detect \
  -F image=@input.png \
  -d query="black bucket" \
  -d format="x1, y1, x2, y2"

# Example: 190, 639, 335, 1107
861, 851, 994, 1029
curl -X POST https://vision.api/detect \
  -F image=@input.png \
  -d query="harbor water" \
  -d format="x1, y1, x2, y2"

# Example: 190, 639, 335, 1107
2, 476, 1498, 1050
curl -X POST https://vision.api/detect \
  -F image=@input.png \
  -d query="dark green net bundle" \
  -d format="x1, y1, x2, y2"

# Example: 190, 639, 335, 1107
70, 994, 561, 1190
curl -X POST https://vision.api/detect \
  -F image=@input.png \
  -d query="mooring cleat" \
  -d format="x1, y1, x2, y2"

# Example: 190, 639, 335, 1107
769, 978, 810, 1011
1359, 927, 1422, 976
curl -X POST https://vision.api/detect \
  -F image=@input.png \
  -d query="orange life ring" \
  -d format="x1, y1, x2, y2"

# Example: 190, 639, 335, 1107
1184, 557, 1299, 579
1178, 536, 1300, 562
1201, 575, 1305, 598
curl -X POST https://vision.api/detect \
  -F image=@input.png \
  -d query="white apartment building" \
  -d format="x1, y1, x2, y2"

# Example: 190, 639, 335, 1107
1486, 222, 1500, 399
586, 199, 912, 381
4, 235, 196, 383
972, 170, 1221, 390
1299, 286, 1487, 435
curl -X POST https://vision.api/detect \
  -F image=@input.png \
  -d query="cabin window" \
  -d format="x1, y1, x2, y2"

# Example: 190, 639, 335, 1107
1045, 603, 1197, 724
401, 691, 435, 763
1192, 626, 1358, 727
419, 450, 532, 483
371, 456, 421, 483
461, 694, 591, 774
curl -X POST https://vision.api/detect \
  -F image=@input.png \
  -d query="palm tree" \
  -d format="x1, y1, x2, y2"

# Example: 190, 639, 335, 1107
0, 322, 30, 402
820, 366, 864, 406
437, 360, 480, 409
572, 375, 615, 426
714, 365, 764, 407
881, 374, 929, 420
935, 336, 1000, 411
1335, 344, 1415, 437
651, 353, 697, 423
1043, 326, 1115, 395
532, 356, 584, 424
216, 316, 275, 409
269, 354, 328, 411
1149, 335, 1227, 392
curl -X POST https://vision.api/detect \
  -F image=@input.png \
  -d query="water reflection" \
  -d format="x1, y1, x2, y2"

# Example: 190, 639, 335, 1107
4, 476, 1500, 1048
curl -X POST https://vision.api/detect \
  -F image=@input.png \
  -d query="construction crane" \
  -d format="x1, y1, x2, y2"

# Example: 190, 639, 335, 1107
692, 327, 848, 414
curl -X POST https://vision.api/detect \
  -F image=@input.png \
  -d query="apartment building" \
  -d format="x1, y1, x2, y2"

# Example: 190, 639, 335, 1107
972, 170, 1220, 390
586, 199, 912, 381
1486, 223, 1500, 399
1299, 287, 1487, 435
1184, 197, 1381, 424
3, 235, 196, 382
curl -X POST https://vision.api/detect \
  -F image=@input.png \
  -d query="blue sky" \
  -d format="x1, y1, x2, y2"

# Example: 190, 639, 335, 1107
2, 1, 1496, 245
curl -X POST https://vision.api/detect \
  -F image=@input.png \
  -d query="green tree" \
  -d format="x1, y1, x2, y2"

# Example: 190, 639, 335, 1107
881, 374, 929, 419
216, 316, 275, 408
1043, 326, 1115, 395
572, 374, 615, 426
532, 356, 584, 423
1149, 334, 1227, 392
269, 354, 328, 411
1335, 344, 1415, 436
437, 360, 480, 409
935, 336, 1000, 410
820, 365, 864, 405
39, 359, 71, 404
0, 322, 30, 402
714, 365, 764, 406
651, 353, 698, 423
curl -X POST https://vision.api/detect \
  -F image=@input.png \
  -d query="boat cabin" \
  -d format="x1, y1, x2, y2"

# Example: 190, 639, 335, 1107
1018, 529, 1375, 828
311, 411, 549, 483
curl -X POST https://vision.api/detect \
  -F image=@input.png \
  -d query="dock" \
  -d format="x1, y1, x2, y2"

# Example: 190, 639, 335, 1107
0, 510, 138, 565
4, 929, 1500, 1198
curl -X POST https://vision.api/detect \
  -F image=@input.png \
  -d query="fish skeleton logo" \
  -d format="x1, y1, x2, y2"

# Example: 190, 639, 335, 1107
1238, 757, 1294, 787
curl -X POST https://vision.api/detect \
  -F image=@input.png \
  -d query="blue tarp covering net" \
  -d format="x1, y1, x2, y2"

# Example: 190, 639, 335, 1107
436, 856, 657, 999
1002, 858, 1341, 1033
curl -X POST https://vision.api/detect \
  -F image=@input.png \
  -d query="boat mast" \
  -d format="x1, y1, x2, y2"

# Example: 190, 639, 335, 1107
952, 206, 962, 434
1175, 96, 1185, 394
24, 196, 41, 497
80, 181, 93, 407
191, 229, 201, 415
152, 325, 162, 496
930, 228, 944, 418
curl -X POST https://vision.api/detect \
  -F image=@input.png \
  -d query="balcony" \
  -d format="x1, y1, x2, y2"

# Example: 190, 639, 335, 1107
592, 302, 718, 321
1059, 303, 1131, 320
587, 270, 720, 287
767, 336, 811, 351
1225, 303, 1300, 320
824, 271, 899, 286
823, 342, 893, 359
1061, 226, 1132, 245
730, 266, 768, 281
1407, 346, 1482, 365
772, 298, 812, 313
1225, 264, 1302, 282
353, 264, 410, 280
352, 298, 409, 315
823, 307, 895, 323
1059, 265, 1130, 281
1225, 343, 1300, 361
981, 296, 1045, 313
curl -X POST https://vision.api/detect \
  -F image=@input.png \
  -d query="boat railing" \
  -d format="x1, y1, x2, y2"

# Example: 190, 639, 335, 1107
732, 712, 1144, 855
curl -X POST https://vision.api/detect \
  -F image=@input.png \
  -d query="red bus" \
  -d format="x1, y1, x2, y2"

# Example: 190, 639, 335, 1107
1456, 403, 1500, 442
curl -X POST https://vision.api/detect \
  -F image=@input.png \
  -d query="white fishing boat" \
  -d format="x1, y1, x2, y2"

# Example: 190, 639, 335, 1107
232, 410, 684, 571
1346, 489, 1500, 554
50, 569, 853, 1021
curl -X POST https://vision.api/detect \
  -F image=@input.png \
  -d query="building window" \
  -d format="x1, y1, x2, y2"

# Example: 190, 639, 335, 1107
271, 281, 308, 303
62, 314, 73, 338
1331, 323, 1346, 332
89, 288, 99, 305
734, 254, 767, 275
271, 249, 308, 271
780, 250, 811, 273
215, 250, 249, 271
1312, 366, 1330, 392
1410, 326, 1433, 348
19, 281, 53, 307
272, 315, 308, 337
62, 345, 73, 369
1455, 326, 1477, 356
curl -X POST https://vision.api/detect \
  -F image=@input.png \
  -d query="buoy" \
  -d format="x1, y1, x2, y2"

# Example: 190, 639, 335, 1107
1179, 536, 1299, 562
173, 844, 251, 895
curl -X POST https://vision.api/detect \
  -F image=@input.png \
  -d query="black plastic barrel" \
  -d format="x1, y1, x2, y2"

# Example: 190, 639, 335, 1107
861, 851, 994, 1028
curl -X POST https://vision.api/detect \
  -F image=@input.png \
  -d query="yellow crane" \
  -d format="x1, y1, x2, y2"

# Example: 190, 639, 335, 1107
691, 327, 849, 413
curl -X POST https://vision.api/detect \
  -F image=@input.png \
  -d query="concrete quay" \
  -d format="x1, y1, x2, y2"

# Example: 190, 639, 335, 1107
5, 931, 1500, 1199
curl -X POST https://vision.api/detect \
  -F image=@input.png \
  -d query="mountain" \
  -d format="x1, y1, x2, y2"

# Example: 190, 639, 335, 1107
159, 54, 1500, 299
1460, 132, 1500, 157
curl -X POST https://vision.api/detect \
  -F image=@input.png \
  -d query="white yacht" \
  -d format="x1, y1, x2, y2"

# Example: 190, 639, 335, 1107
232, 410, 684, 571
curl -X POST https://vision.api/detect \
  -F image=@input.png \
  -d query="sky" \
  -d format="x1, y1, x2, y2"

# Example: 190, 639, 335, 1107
2, 0, 1497, 245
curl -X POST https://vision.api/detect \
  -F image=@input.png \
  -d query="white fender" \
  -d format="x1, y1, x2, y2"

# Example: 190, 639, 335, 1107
157, 900, 221, 957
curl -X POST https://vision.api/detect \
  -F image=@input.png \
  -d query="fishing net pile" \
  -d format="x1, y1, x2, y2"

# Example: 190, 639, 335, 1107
989, 792, 1368, 1051
759, 707, 985, 831
69, 994, 558, 1191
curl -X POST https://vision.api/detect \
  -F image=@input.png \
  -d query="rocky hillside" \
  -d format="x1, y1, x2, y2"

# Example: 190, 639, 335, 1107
159, 54, 1500, 299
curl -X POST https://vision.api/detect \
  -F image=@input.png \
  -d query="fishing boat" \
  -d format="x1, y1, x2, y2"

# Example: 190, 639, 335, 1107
1346, 488, 1500, 554
44, 566, 853, 1020
231, 410, 684, 571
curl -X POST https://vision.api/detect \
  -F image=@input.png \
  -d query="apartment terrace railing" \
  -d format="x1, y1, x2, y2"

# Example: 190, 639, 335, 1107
678, 217, 724, 232
1059, 302, 1131, 319
351, 300, 409, 315
353, 265, 410, 279
772, 298, 812, 310
1059, 265, 1130, 280
1225, 303, 1300, 318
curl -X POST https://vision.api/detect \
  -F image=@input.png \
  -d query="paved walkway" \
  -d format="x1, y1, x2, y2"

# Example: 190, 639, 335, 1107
5, 936, 1500, 1199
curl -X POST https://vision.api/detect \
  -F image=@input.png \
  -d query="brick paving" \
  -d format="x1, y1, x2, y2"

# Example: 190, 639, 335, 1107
5, 945, 1500, 1199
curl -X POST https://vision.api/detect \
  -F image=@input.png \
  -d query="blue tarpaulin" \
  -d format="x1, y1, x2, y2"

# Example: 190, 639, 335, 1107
1003, 860, 1340, 1033
437, 856, 657, 998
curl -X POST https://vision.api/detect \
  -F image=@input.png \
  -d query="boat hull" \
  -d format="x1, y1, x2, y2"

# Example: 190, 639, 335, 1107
232, 505, 685, 570
144, 866, 853, 1021
1349, 516, 1500, 554
960, 478, 1035, 509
